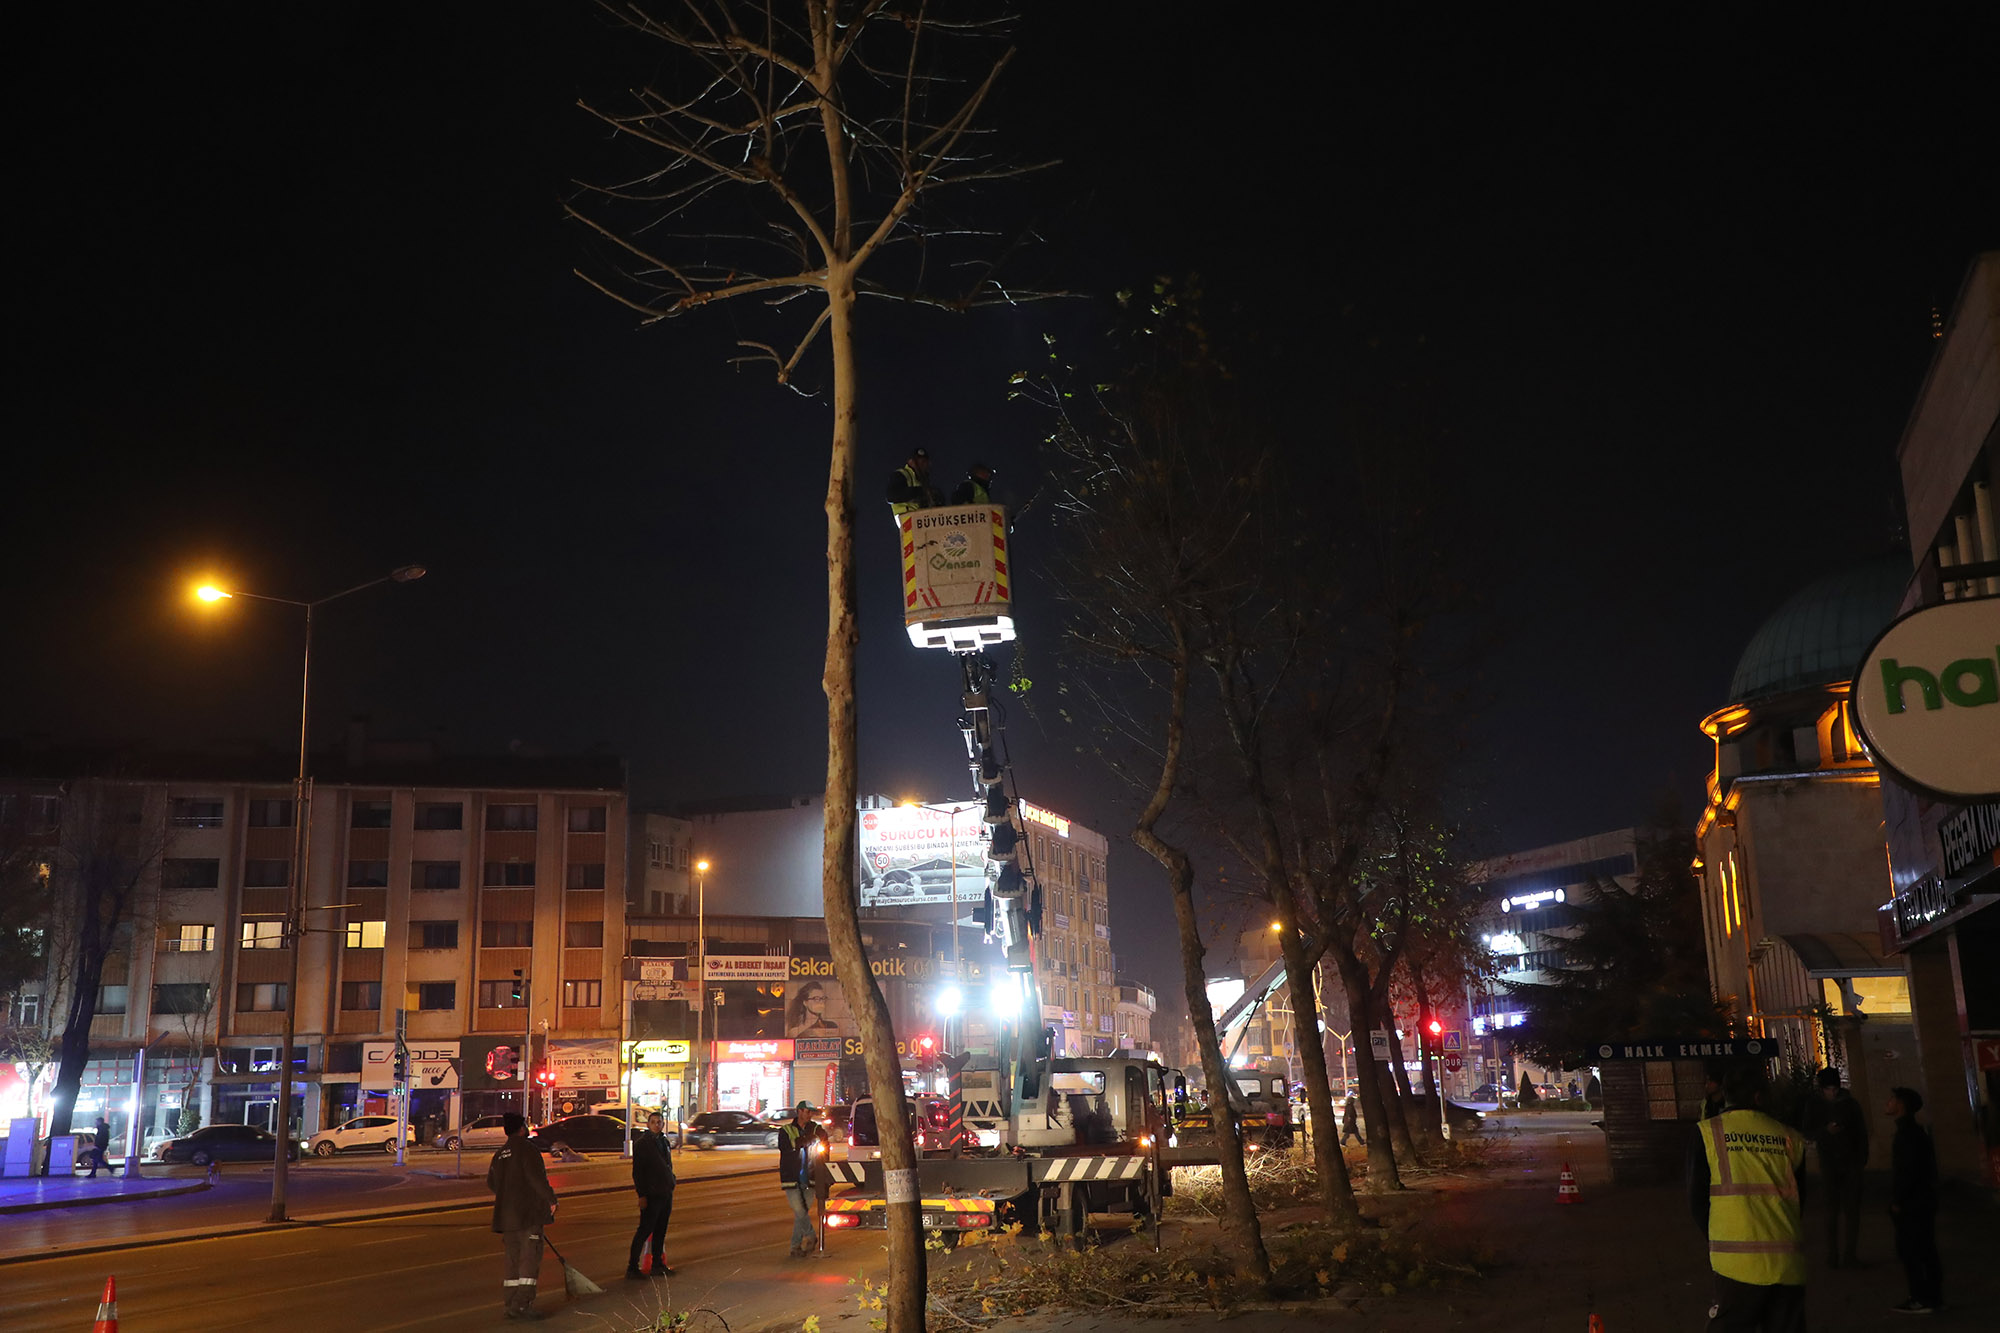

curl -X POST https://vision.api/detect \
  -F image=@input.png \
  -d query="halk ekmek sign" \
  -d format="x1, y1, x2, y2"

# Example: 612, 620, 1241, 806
1851, 597, 2000, 801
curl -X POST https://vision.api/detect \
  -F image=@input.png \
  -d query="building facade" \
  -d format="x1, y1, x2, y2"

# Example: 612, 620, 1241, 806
1, 749, 627, 1148
1468, 829, 1641, 1095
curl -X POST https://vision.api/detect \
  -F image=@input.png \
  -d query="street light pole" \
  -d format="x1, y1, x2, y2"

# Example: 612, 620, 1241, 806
693, 860, 709, 1116
195, 565, 425, 1224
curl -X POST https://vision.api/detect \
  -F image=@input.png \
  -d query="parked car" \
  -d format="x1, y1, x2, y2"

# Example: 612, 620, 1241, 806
309, 1115, 417, 1157
1462, 1084, 1505, 1111
526, 1113, 628, 1155
437, 1114, 513, 1152
155, 1124, 299, 1166
681, 1110, 781, 1149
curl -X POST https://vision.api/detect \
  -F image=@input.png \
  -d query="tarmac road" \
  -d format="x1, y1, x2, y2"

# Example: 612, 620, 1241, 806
6, 1164, 881, 1333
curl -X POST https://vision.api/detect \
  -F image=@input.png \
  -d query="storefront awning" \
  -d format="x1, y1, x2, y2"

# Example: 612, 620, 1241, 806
1782, 932, 1895, 974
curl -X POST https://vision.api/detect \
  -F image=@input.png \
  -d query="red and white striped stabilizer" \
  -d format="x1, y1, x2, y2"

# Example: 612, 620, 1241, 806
1556, 1161, 1581, 1204
92, 1275, 119, 1333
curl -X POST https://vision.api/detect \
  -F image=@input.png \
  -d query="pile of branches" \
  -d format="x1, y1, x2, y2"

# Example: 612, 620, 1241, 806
918, 1214, 1480, 1324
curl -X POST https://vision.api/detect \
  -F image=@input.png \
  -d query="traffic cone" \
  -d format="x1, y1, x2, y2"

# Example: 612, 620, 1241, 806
1587, 1315, 1605, 1332
92, 1275, 118, 1332
1556, 1161, 1581, 1204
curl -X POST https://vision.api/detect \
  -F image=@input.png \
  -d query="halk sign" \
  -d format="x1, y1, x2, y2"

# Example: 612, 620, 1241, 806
1852, 598, 2000, 800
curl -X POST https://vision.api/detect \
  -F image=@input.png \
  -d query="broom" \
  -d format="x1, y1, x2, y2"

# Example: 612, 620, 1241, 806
541, 1231, 606, 1299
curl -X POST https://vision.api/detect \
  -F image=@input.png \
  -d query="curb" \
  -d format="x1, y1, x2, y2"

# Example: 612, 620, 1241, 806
0, 1165, 767, 1267
0, 1181, 211, 1215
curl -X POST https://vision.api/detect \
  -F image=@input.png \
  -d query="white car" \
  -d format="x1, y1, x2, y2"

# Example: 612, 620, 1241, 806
309, 1115, 415, 1157
437, 1114, 513, 1151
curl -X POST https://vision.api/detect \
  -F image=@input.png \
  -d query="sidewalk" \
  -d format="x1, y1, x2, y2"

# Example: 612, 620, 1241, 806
0, 1174, 210, 1214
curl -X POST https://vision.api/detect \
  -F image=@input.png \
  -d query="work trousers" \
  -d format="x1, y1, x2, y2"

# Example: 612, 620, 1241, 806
501, 1228, 543, 1313
783, 1183, 815, 1253
1706, 1274, 1804, 1333
85, 1147, 109, 1177
1820, 1162, 1863, 1263
1892, 1209, 1943, 1307
629, 1189, 674, 1270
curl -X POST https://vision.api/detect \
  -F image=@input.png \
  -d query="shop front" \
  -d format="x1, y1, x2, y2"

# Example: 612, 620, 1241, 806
460, 1033, 534, 1123
793, 1036, 842, 1108
622, 1040, 691, 1117
711, 1039, 793, 1115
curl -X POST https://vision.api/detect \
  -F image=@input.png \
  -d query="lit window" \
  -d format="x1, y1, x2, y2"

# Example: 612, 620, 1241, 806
345, 920, 387, 949
240, 920, 285, 949
562, 979, 603, 1008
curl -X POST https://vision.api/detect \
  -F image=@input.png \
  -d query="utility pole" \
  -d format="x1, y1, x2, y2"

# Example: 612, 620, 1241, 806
393, 1007, 408, 1165
514, 970, 532, 1119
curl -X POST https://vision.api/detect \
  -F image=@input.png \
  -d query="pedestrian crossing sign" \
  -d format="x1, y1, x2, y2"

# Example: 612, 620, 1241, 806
1442, 1029, 1463, 1051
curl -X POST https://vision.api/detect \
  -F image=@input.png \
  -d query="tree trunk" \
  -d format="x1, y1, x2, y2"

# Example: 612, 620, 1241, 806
1275, 925, 1359, 1222
819, 274, 924, 1330
1332, 949, 1402, 1189
1130, 639, 1268, 1278
47, 939, 110, 1140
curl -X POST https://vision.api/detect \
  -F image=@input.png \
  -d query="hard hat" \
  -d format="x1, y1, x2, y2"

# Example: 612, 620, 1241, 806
911, 447, 930, 460
970, 460, 994, 476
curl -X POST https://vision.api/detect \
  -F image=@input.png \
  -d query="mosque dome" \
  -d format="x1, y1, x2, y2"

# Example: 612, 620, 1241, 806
1726, 561, 1908, 705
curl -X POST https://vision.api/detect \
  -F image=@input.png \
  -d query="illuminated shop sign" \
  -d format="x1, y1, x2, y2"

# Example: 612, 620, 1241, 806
1497, 888, 1565, 913
623, 1040, 692, 1064
714, 1039, 795, 1062
1018, 800, 1071, 838
1852, 598, 2000, 800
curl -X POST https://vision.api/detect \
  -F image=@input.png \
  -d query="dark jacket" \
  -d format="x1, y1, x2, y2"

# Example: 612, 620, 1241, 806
1808, 1088, 1869, 1170
487, 1138, 558, 1234
632, 1129, 675, 1196
887, 465, 937, 513
93, 1121, 110, 1150
777, 1117, 827, 1187
1890, 1114, 1937, 1214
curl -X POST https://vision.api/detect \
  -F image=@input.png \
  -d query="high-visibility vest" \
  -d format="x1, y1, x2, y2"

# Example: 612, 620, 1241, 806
1701, 1108, 1807, 1286
891, 464, 926, 517
963, 478, 991, 505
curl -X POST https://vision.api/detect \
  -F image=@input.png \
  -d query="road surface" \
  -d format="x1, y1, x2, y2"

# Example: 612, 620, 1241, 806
7, 1160, 880, 1332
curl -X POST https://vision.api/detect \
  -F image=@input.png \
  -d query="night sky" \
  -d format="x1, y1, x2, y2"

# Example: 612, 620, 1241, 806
8, 5, 1997, 993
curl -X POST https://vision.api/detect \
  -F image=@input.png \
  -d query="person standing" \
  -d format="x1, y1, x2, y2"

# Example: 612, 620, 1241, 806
1885, 1087, 1943, 1315
1807, 1067, 1869, 1267
887, 448, 938, 522
951, 461, 995, 506
778, 1100, 829, 1257
85, 1116, 111, 1178
626, 1111, 677, 1280
487, 1113, 558, 1321
1340, 1096, 1365, 1147
1690, 1065, 1808, 1333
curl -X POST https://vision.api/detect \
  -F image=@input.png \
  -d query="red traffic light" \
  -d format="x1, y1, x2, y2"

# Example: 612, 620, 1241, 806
1427, 1018, 1443, 1037
535, 1066, 557, 1087
915, 1034, 937, 1055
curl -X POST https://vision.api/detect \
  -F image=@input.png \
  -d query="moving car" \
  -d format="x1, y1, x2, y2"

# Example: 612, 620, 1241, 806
154, 1124, 299, 1166
309, 1115, 417, 1157
437, 1114, 513, 1152
526, 1113, 628, 1155
680, 1110, 781, 1149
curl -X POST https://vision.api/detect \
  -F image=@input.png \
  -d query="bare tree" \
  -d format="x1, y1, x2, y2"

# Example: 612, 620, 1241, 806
41, 782, 168, 1137
1034, 294, 1272, 1278
571, 6, 1049, 1322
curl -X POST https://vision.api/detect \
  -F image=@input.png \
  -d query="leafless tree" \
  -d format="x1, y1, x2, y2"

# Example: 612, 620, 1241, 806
570, 6, 1050, 1321
1033, 293, 1272, 1278
41, 782, 168, 1137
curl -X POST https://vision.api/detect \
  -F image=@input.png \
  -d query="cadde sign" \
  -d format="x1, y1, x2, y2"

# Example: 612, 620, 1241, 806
1851, 597, 2000, 801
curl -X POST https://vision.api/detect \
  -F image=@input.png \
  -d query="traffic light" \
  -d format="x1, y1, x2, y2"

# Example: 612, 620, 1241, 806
914, 1034, 937, 1059
511, 969, 524, 1003
1427, 1017, 1444, 1038
535, 1064, 557, 1089
392, 1044, 408, 1083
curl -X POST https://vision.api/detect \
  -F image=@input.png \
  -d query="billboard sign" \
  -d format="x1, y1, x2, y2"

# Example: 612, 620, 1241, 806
786, 953, 856, 1041
1852, 598, 2000, 800
548, 1039, 620, 1089
702, 955, 790, 983
362, 1041, 460, 1091
856, 803, 989, 907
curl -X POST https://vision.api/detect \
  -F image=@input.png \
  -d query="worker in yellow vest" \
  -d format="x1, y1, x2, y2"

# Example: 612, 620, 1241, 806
887, 447, 939, 523
1690, 1065, 1808, 1332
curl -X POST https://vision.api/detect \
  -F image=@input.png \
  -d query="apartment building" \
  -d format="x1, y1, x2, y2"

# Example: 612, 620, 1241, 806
1, 746, 625, 1147
1018, 800, 1116, 1056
